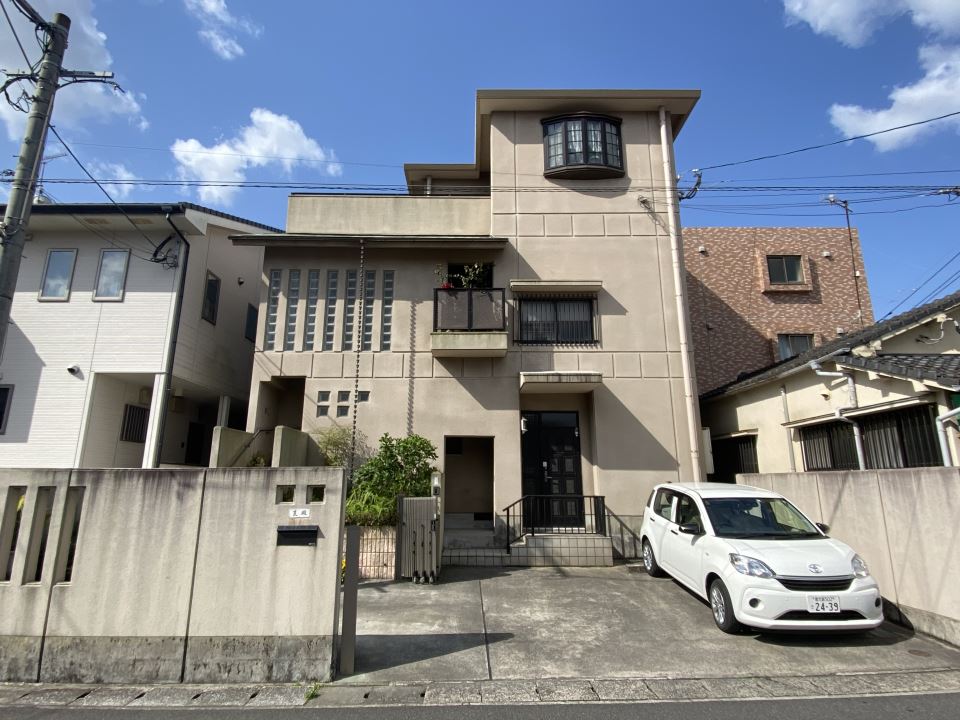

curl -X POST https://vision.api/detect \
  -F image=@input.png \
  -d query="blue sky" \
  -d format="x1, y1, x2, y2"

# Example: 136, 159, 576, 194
2, 0, 960, 317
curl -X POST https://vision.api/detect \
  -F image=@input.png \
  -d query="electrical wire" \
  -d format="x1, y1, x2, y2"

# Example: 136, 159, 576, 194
694, 109, 960, 172
1, 0, 32, 68
48, 125, 159, 249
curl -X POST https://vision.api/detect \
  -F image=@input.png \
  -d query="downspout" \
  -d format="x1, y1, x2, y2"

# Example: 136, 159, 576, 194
659, 106, 703, 482
150, 210, 190, 468
809, 360, 865, 470
779, 385, 796, 472
936, 405, 960, 467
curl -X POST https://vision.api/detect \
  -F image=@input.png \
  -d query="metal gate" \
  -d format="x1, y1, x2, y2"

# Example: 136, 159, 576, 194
396, 496, 442, 583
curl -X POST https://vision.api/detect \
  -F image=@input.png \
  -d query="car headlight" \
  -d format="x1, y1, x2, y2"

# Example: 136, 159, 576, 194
729, 553, 775, 578
852, 554, 870, 578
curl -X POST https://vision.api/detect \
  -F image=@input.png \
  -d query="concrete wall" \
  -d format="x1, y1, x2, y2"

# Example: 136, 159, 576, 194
0, 466, 345, 683
209, 426, 275, 467
286, 195, 490, 236
739, 468, 960, 647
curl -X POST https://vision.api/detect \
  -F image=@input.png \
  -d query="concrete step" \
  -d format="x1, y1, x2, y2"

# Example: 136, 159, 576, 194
444, 513, 495, 530
443, 528, 499, 549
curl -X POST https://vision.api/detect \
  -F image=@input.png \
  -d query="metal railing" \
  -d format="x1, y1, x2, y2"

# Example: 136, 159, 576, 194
503, 495, 607, 552
605, 508, 643, 561
433, 288, 506, 331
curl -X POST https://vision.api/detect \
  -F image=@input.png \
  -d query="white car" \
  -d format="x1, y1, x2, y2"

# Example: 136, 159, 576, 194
639, 483, 884, 633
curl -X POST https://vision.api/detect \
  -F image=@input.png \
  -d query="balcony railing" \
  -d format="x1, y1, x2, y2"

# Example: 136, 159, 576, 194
433, 288, 506, 332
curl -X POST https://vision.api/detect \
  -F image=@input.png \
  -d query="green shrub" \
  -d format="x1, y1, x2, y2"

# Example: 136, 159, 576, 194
313, 425, 369, 468
345, 433, 437, 526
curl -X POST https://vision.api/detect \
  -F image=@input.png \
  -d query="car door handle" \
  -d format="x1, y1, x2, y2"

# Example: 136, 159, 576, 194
669, 529, 678, 535
650, 517, 656, 523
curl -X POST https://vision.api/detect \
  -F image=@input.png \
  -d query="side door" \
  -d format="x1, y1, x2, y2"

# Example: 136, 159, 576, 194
645, 488, 676, 565
660, 492, 707, 593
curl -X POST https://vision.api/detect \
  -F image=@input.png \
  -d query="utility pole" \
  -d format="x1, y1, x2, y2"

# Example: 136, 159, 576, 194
0, 6, 70, 360
826, 195, 866, 330
0, 2, 116, 362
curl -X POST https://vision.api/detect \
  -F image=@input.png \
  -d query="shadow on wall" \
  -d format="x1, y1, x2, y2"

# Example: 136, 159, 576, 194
685, 272, 777, 394
0, 322, 44, 442
592, 385, 677, 472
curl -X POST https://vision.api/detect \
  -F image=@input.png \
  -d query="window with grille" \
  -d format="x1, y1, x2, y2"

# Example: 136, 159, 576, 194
861, 405, 940, 469
767, 255, 804, 284
778, 333, 813, 360
283, 270, 300, 351
381, 270, 395, 350
800, 422, 859, 471
710, 436, 759, 483
517, 297, 595, 344
362, 270, 376, 351
120, 404, 149, 443
542, 114, 623, 179
342, 270, 358, 351
264, 269, 282, 349
322, 270, 339, 351
304, 270, 321, 350
201, 271, 221, 324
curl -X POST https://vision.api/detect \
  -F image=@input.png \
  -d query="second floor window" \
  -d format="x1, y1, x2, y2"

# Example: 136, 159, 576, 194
542, 114, 624, 178
39, 249, 77, 301
94, 249, 129, 301
517, 297, 595, 344
777, 333, 813, 360
201, 271, 221, 324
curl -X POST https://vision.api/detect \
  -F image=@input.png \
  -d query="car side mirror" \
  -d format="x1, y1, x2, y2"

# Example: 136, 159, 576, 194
816, 522, 830, 534
679, 522, 702, 535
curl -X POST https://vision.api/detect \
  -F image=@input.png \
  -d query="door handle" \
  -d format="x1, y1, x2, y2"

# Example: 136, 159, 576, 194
669, 530, 678, 535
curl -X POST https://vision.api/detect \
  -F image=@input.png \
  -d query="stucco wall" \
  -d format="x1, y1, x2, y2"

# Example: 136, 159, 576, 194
0, 466, 345, 684
740, 468, 960, 647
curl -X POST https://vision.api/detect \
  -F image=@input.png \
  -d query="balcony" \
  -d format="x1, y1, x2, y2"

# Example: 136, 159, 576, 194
431, 288, 508, 358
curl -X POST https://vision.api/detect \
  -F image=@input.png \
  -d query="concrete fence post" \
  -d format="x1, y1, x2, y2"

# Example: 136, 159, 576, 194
339, 525, 361, 676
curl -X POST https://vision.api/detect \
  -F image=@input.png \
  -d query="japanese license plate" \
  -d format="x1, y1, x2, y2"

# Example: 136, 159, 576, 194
807, 594, 841, 613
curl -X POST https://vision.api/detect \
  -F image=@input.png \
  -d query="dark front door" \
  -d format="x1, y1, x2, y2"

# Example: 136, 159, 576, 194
520, 411, 584, 528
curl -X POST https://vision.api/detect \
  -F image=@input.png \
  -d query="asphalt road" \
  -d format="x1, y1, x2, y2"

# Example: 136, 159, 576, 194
1, 693, 958, 720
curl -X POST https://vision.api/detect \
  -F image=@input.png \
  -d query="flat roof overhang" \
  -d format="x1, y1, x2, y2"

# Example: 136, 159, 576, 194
232, 233, 509, 250
519, 371, 603, 394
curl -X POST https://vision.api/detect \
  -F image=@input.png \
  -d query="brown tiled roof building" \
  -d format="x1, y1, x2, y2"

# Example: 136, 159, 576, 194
684, 227, 874, 393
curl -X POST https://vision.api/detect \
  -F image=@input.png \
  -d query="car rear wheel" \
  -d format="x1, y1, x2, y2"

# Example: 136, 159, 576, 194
641, 539, 665, 577
709, 579, 742, 634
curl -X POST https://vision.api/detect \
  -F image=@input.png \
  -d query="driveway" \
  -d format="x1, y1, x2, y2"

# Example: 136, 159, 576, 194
342, 565, 960, 684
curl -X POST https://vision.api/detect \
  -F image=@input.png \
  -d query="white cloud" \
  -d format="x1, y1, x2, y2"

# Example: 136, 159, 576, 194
0, 0, 147, 142
183, 0, 261, 60
784, 1, 960, 151
89, 161, 143, 200
829, 45, 960, 150
171, 108, 342, 206
784, 0, 960, 47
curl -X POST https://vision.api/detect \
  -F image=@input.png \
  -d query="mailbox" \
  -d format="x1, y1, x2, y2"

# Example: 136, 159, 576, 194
277, 525, 319, 546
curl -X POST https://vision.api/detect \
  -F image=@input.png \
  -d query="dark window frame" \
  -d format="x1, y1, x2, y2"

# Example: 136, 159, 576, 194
119, 404, 149, 444
766, 255, 804, 284
244, 304, 258, 342
777, 333, 813, 360
201, 271, 221, 325
515, 296, 598, 345
0, 385, 12, 435
542, 113, 624, 179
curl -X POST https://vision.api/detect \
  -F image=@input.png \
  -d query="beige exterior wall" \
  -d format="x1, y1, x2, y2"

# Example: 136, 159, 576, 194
246, 103, 697, 523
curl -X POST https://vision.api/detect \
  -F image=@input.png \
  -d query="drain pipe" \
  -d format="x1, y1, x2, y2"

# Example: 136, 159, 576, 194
779, 385, 796, 472
659, 106, 703, 482
809, 360, 865, 470
936, 405, 960, 466
149, 209, 190, 468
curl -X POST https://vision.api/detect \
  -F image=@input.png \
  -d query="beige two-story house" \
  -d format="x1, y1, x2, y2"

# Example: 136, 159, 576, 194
233, 90, 705, 559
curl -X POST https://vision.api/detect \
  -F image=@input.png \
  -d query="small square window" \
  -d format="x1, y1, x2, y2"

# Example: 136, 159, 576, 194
307, 486, 325, 503
336, 405, 350, 418
767, 255, 803, 284
317, 405, 329, 417
778, 333, 814, 360
318, 391, 331, 402
276, 485, 295, 503
202, 271, 221, 324
338, 390, 350, 402
357, 391, 370, 403
119, 404, 149, 443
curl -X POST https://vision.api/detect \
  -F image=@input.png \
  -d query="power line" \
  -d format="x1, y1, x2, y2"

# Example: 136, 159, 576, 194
882, 245, 960, 319
1, 0, 32, 68
695, 110, 960, 173
48, 125, 159, 249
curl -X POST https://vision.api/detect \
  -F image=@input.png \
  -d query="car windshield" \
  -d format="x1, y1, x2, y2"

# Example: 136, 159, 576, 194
702, 497, 821, 539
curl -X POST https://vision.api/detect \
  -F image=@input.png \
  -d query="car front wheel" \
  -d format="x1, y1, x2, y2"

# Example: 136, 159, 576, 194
641, 538, 665, 577
709, 579, 742, 634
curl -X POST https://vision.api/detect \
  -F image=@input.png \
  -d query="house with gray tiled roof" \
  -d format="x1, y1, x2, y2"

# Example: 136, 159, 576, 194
700, 289, 960, 481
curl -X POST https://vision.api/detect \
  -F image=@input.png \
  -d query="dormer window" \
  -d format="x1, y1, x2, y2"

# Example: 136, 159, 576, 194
542, 114, 624, 179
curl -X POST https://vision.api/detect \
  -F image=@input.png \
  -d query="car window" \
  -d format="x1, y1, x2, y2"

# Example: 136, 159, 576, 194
676, 494, 703, 529
653, 489, 675, 521
703, 497, 820, 538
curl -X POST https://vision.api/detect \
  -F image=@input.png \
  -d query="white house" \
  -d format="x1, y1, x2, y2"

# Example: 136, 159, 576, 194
0, 202, 274, 468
